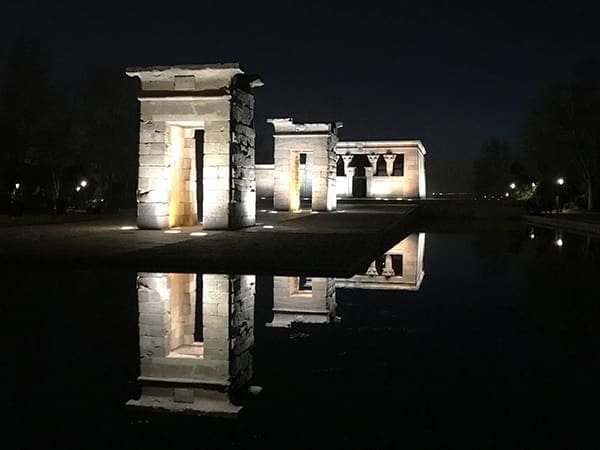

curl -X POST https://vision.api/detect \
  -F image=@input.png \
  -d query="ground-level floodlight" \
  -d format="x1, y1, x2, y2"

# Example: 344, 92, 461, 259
509, 182, 516, 190
556, 177, 565, 186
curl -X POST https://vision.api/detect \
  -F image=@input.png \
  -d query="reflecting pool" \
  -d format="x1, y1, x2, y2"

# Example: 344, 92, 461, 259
3, 229, 599, 449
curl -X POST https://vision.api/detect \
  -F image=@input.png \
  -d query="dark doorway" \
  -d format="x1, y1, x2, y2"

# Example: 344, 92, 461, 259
194, 130, 204, 222
350, 154, 369, 198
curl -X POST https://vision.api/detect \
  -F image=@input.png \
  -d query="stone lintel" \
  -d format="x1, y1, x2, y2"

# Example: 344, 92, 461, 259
267, 118, 343, 135
336, 140, 427, 155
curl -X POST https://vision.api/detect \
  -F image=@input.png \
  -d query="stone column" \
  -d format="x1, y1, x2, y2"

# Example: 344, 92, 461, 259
345, 167, 355, 198
366, 261, 378, 276
341, 154, 354, 174
367, 154, 379, 173
384, 154, 396, 177
365, 166, 374, 197
382, 255, 395, 277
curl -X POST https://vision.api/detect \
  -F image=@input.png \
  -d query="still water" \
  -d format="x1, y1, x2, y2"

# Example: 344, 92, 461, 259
3, 228, 599, 449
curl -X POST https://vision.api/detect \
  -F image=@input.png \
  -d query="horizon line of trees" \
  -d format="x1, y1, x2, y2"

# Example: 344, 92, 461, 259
0, 36, 139, 213
474, 61, 600, 211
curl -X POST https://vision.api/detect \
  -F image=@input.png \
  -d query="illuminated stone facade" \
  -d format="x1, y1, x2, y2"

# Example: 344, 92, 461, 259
335, 141, 426, 199
127, 64, 262, 229
256, 140, 426, 200
268, 118, 342, 211
128, 273, 255, 417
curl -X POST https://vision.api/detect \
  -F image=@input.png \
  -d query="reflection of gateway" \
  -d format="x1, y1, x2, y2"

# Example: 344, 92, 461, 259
268, 234, 426, 328
336, 233, 426, 290
267, 277, 336, 328
127, 273, 255, 417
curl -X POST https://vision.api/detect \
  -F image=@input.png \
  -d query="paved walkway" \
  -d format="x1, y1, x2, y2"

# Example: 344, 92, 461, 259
0, 206, 418, 276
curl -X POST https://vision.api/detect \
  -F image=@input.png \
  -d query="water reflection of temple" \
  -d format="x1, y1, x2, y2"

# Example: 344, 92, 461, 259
336, 232, 426, 291
267, 277, 337, 328
127, 273, 255, 417
267, 233, 426, 328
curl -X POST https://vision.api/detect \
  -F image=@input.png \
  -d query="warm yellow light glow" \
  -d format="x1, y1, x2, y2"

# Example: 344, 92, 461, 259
531, 182, 536, 188
530, 233, 535, 240
259, 209, 268, 212
15, 183, 20, 189
505, 192, 510, 197
80, 180, 88, 188
190, 232, 207, 236
557, 177, 565, 186
164, 230, 181, 234
263, 225, 274, 229
269, 210, 278, 214
555, 238, 563, 247
509, 182, 516, 189
75, 186, 81, 192
120, 226, 136, 231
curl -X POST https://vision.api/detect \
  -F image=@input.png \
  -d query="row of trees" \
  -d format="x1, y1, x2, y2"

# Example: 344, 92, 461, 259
0, 37, 139, 212
473, 62, 600, 210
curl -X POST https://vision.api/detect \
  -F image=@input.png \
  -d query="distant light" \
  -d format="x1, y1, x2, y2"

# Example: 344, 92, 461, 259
260, 196, 266, 200
302, 197, 310, 200
483, 195, 487, 199
15, 183, 20, 189
505, 192, 510, 197
531, 182, 536, 188
80, 180, 88, 188
383, 198, 389, 201
75, 186, 81, 192
263, 225, 274, 229
396, 197, 403, 200
269, 210, 278, 214
120, 226, 136, 231
311, 211, 319, 214
190, 232, 207, 236
557, 177, 565, 186
259, 209, 267, 212
555, 238, 563, 247
509, 182, 516, 190
529, 233, 535, 240
164, 230, 181, 234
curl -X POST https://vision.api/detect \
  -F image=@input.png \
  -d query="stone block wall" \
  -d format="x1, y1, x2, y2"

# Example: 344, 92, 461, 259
229, 87, 257, 228
269, 276, 336, 327
129, 65, 260, 230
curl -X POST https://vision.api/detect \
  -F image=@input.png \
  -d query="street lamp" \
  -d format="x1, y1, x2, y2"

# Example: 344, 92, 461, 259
76, 186, 81, 192
15, 183, 20, 190
509, 182, 516, 190
80, 180, 88, 188
556, 177, 564, 186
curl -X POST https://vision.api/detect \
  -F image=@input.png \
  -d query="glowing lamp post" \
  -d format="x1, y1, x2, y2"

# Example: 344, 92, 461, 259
509, 182, 516, 190
555, 177, 565, 214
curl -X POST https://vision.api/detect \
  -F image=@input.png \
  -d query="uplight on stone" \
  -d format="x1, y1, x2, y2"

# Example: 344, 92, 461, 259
263, 225, 274, 229
190, 232, 207, 236
164, 230, 181, 234
120, 226, 136, 231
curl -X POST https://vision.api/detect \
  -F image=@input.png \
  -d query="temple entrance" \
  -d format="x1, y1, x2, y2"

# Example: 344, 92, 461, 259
350, 154, 368, 198
298, 153, 312, 209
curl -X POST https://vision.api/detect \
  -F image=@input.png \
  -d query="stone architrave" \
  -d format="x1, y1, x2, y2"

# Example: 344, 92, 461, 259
126, 64, 263, 229
268, 118, 342, 211
366, 154, 379, 173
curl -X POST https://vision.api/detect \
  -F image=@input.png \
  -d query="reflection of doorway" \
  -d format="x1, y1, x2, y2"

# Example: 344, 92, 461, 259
299, 153, 312, 207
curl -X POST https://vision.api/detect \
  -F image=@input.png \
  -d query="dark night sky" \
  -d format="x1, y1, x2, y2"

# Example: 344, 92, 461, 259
3, 0, 600, 192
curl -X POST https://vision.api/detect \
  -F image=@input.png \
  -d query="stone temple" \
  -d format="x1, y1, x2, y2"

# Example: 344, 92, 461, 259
127, 64, 263, 230
257, 120, 427, 210
128, 63, 426, 228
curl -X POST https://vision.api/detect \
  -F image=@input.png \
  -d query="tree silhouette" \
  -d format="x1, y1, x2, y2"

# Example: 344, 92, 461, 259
522, 62, 600, 210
